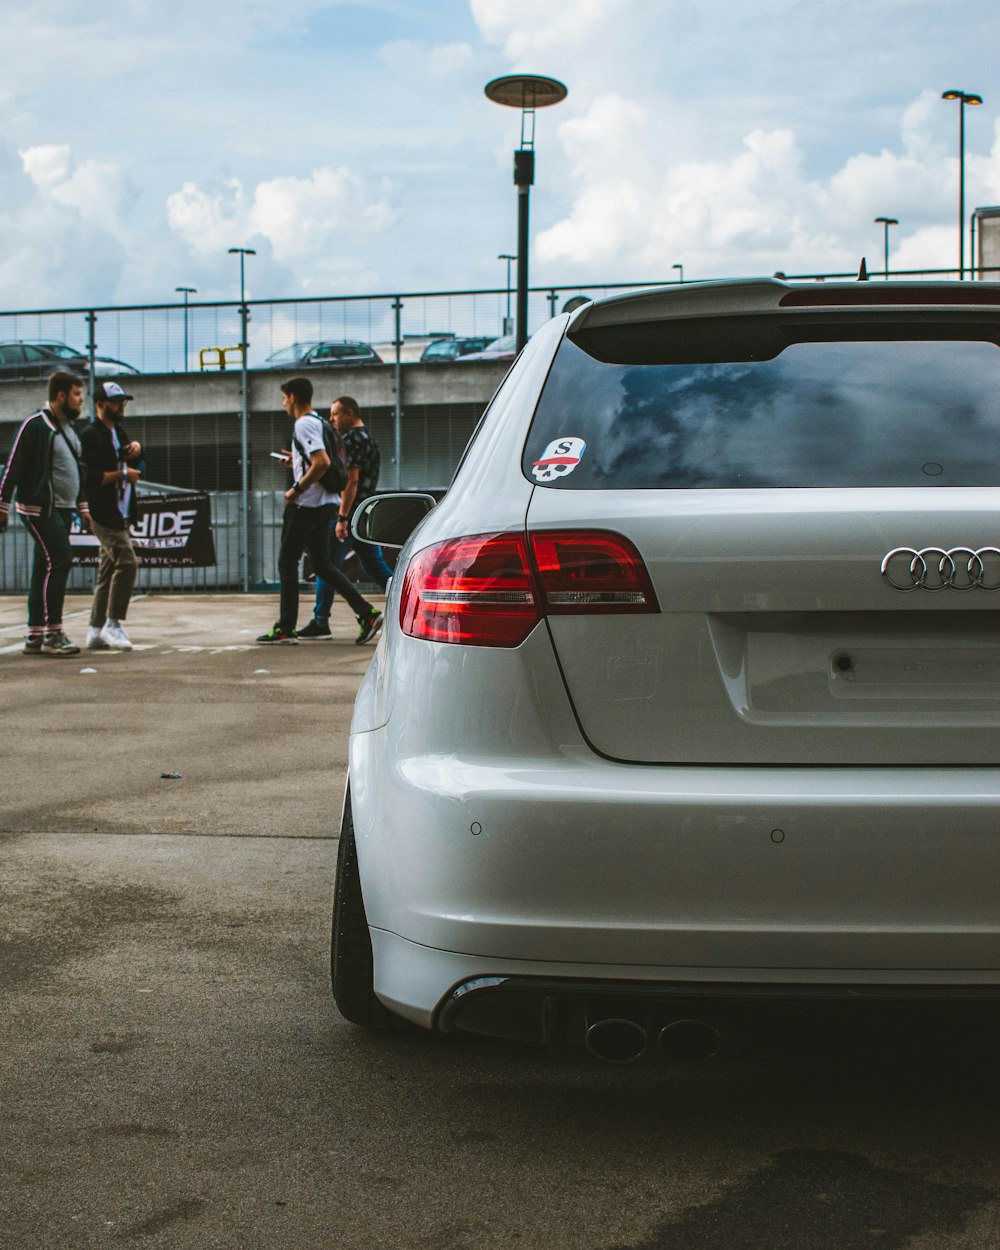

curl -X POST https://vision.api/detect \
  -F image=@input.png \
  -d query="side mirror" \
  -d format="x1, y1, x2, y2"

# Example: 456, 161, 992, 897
351, 492, 438, 549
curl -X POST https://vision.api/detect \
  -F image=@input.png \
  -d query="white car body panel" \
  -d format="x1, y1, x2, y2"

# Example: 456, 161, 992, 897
351, 633, 1000, 1024
527, 486, 1000, 764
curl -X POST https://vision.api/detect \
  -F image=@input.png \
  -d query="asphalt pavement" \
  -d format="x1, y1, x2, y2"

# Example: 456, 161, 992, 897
3, 594, 1000, 1249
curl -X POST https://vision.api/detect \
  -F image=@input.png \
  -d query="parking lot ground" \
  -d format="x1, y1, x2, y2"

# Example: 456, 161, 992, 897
4, 595, 1000, 1249
0, 593, 372, 838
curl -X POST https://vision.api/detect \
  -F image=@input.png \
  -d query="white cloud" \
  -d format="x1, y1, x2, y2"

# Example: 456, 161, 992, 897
534, 85, 1000, 281
555, 94, 647, 180
0, 145, 139, 306
165, 179, 251, 259
538, 123, 819, 275
251, 168, 399, 262
166, 167, 400, 289
471, 0, 630, 61
0, 149, 129, 309
892, 226, 958, 273
21, 144, 72, 191
970, 119, 1000, 203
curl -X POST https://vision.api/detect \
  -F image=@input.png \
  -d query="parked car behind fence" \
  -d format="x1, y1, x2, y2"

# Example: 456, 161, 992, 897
419, 336, 496, 362
265, 340, 382, 369
0, 341, 139, 382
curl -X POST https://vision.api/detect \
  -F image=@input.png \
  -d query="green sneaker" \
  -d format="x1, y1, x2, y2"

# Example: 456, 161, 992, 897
23, 634, 43, 655
355, 610, 384, 645
256, 624, 298, 645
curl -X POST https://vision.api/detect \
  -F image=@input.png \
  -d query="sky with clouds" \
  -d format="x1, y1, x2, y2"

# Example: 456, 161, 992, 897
3, 0, 1000, 311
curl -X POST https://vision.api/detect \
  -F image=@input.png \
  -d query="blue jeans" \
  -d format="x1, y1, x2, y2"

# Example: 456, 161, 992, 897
314, 521, 392, 623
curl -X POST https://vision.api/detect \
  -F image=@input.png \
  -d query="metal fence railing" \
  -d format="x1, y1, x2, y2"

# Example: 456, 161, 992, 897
0, 268, 988, 378
0, 282, 669, 377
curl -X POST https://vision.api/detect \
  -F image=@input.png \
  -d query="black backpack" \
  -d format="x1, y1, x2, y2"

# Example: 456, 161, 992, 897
294, 418, 348, 494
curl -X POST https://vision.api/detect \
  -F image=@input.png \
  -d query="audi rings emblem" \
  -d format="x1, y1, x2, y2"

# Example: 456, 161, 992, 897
881, 547, 1000, 592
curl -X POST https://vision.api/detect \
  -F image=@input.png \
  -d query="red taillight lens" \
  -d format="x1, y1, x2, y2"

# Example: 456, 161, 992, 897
400, 533, 541, 647
400, 529, 658, 647
531, 530, 659, 614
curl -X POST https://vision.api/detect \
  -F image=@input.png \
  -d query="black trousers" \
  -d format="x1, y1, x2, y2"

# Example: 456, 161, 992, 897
22, 508, 74, 633
278, 504, 372, 631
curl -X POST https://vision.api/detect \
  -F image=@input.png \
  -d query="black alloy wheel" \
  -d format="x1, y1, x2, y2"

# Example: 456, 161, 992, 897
330, 787, 402, 1031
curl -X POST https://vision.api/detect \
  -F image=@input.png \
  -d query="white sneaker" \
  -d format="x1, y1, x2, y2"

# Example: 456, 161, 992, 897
85, 626, 111, 650
100, 619, 133, 651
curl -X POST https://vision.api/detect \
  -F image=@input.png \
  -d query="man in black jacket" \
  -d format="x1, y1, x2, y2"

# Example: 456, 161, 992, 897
0, 371, 91, 656
80, 381, 143, 651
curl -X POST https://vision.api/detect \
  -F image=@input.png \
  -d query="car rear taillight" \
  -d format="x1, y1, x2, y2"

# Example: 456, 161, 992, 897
401, 530, 658, 646
400, 533, 541, 647
531, 531, 659, 614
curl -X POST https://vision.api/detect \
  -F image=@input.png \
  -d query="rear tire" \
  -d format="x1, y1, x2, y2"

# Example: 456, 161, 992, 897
331, 787, 399, 1031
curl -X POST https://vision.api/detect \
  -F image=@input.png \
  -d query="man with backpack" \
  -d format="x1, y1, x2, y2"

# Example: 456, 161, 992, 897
299, 395, 393, 640
257, 376, 383, 645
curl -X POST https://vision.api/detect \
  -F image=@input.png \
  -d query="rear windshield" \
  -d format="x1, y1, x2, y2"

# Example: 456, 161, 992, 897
523, 329, 1000, 488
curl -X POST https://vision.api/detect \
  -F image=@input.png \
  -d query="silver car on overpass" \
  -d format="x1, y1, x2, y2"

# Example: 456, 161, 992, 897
332, 278, 1000, 1062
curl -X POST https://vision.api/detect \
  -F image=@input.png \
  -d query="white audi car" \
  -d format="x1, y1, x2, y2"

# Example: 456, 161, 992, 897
332, 278, 1000, 1062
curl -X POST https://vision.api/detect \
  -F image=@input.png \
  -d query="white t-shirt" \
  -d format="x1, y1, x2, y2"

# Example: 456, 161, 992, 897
291, 412, 341, 509
111, 426, 133, 519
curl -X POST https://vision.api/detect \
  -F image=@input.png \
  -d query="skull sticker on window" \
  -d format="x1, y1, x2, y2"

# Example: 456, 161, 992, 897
531, 437, 587, 483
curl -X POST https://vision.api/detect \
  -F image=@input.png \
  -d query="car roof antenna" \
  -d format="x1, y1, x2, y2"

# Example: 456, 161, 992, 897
857, 256, 869, 281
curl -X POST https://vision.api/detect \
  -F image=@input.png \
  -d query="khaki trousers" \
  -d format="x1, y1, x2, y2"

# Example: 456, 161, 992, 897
90, 520, 138, 626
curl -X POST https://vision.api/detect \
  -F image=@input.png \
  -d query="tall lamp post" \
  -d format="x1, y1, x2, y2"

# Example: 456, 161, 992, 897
672, 263, 684, 284
228, 247, 255, 592
498, 253, 516, 334
873, 217, 898, 280
175, 286, 197, 371
485, 74, 568, 353
941, 90, 983, 279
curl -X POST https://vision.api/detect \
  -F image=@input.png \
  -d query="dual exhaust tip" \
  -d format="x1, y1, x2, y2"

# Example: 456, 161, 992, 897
585, 1016, 724, 1064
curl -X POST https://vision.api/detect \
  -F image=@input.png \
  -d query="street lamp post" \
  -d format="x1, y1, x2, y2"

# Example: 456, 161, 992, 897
942, 90, 983, 279
672, 263, 684, 284
175, 286, 197, 371
873, 217, 898, 280
498, 253, 516, 334
228, 247, 256, 592
485, 75, 568, 353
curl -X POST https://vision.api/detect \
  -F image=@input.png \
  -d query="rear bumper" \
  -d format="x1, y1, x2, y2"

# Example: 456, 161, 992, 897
441, 974, 1000, 1048
369, 927, 1000, 1035
351, 604, 1000, 1005
354, 723, 1000, 976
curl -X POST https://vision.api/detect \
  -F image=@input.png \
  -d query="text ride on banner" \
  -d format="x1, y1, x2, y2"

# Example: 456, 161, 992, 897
70, 492, 217, 568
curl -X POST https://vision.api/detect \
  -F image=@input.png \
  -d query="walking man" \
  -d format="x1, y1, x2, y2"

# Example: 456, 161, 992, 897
257, 376, 383, 645
80, 380, 142, 651
299, 395, 393, 640
0, 371, 91, 656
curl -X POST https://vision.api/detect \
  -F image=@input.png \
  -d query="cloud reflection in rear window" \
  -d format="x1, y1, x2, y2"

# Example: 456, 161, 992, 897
523, 337, 1000, 489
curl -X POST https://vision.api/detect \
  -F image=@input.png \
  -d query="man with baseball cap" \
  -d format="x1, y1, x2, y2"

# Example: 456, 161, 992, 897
80, 380, 143, 650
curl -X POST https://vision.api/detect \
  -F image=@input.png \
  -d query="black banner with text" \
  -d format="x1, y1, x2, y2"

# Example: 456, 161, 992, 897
71, 492, 216, 567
